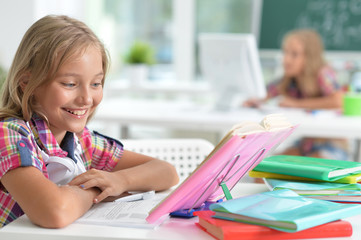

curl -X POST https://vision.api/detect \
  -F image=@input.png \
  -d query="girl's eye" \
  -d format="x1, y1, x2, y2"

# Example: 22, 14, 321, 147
92, 81, 103, 87
62, 83, 76, 87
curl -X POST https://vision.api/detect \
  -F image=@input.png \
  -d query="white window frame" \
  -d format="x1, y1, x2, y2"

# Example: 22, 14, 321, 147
173, 0, 195, 83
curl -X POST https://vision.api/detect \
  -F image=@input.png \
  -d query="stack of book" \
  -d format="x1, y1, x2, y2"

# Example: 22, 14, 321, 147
249, 155, 361, 203
194, 188, 359, 239
192, 155, 361, 240
194, 210, 353, 240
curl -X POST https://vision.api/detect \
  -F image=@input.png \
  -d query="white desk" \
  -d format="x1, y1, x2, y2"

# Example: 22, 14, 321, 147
94, 98, 361, 139
0, 183, 264, 240
2, 183, 360, 240
93, 98, 361, 161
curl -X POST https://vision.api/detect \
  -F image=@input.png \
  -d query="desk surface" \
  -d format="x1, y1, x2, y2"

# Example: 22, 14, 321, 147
1, 183, 361, 240
93, 98, 361, 139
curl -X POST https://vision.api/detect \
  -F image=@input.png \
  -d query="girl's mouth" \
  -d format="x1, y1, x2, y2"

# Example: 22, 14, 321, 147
64, 108, 87, 116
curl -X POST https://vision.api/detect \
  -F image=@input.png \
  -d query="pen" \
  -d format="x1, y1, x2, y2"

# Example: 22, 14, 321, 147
114, 190, 155, 202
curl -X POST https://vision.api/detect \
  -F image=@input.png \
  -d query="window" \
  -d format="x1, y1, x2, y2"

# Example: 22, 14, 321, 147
196, 0, 252, 33
86, 0, 254, 84
87, 0, 175, 83
195, 0, 254, 79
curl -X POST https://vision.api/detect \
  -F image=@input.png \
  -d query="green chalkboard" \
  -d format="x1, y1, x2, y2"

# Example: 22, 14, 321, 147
259, 0, 361, 51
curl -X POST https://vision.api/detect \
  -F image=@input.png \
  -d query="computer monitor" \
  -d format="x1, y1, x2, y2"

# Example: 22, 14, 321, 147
199, 33, 267, 110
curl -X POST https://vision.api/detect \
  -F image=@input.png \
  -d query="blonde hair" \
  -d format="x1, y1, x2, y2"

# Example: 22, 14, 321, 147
278, 29, 325, 97
0, 15, 109, 121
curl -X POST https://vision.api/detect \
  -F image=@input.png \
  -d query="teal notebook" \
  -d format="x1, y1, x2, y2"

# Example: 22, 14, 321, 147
253, 155, 361, 181
264, 178, 361, 196
209, 189, 361, 232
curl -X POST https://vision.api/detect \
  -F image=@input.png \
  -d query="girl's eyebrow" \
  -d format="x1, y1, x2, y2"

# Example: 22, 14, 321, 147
57, 72, 104, 78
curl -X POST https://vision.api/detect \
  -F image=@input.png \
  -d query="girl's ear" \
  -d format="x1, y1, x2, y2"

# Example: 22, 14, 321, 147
19, 72, 31, 91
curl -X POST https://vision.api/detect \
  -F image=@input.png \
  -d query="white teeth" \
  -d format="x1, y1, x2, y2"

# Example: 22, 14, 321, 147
67, 109, 86, 116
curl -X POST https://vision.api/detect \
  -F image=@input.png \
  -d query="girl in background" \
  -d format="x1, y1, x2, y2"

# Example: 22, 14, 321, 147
0, 15, 179, 228
244, 29, 348, 160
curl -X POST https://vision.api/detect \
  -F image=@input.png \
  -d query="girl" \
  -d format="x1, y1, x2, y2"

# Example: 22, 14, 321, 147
244, 29, 347, 160
0, 15, 179, 228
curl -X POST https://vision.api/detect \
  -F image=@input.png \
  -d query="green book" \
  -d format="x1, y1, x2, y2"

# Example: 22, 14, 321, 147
253, 155, 361, 181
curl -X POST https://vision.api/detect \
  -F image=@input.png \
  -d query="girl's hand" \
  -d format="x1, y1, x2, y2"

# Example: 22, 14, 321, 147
68, 169, 126, 203
279, 96, 299, 108
242, 98, 264, 108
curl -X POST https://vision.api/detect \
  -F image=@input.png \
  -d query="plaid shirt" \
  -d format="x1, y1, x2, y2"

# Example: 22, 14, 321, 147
267, 65, 340, 98
0, 114, 123, 227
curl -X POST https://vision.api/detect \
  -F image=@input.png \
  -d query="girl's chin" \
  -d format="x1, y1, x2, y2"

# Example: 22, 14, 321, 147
284, 72, 298, 78
68, 121, 88, 133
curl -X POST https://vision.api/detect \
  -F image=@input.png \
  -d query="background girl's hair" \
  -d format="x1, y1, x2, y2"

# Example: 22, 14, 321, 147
279, 29, 325, 97
0, 15, 109, 121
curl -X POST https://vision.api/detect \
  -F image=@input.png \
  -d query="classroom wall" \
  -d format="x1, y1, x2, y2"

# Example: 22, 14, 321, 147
0, 1, 357, 88
0, 0, 86, 69
0, 0, 35, 69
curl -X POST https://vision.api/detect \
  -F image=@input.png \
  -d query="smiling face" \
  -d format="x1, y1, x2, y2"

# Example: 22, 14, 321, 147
33, 45, 104, 143
282, 36, 305, 78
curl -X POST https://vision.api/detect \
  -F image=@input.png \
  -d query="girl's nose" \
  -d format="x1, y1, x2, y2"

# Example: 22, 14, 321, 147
283, 54, 292, 65
78, 88, 93, 106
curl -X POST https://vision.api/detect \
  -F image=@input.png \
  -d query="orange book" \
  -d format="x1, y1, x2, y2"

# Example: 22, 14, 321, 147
194, 211, 352, 240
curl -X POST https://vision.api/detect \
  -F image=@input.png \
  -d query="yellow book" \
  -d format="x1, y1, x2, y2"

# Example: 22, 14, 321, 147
249, 170, 361, 184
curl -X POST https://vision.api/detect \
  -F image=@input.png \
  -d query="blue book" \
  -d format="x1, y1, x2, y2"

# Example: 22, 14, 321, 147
209, 189, 361, 232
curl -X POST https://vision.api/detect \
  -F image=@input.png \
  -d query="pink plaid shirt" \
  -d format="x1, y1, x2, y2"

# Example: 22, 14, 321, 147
0, 114, 123, 227
267, 65, 340, 98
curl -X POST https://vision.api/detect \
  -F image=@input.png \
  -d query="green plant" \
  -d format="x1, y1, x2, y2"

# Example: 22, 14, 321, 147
124, 41, 156, 65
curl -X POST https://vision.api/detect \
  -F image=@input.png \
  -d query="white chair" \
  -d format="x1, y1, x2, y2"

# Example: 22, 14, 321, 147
122, 138, 214, 179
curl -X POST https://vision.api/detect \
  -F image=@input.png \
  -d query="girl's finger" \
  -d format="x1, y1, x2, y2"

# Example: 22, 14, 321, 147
94, 189, 111, 203
79, 178, 102, 190
69, 171, 98, 185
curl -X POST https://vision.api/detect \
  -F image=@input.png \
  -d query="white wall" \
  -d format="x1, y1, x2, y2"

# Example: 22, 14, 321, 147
0, 0, 86, 69
0, 0, 36, 69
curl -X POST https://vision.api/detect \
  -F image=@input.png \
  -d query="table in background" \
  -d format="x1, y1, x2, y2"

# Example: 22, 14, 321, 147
93, 98, 361, 161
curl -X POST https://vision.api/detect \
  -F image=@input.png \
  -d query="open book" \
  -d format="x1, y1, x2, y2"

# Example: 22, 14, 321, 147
76, 193, 168, 229
77, 114, 295, 228
200, 114, 294, 176
230, 113, 293, 134
146, 114, 296, 223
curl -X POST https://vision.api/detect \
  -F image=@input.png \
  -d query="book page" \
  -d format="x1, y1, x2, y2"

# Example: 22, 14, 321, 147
328, 166, 361, 178
230, 114, 292, 136
201, 114, 292, 169
260, 114, 293, 131
76, 193, 168, 228
231, 122, 265, 135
